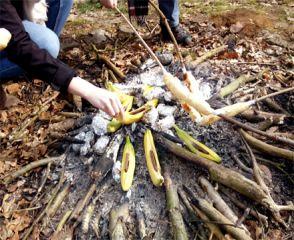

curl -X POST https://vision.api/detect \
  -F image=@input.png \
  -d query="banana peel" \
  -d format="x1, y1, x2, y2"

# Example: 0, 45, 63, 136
143, 85, 155, 96
144, 129, 164, 187
173, 125, 221, 163
121, 136, 136, 191
105, 81, 131, 103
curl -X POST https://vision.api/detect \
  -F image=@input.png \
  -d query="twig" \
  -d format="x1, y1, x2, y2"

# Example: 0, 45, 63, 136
9, 92, 59, 141
232, 155, 253, 174
199, 176, 240, 225
235, 208, 251, 227
183, 186, 253, 240
189, 45, 227, 68
82, 204, 95, 234
56, 210, 72, 231
3, 154, 66, 184
240, 109, 287, 122
219, 114, 294, 147
235, 61, 277, 66
219, 187, 268, 227
22, 169, 65, 240
240, 129, 294, 161
178, 188, 225, 240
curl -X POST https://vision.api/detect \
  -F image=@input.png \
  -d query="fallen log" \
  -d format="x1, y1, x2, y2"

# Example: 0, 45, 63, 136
153, 133, 294, 225
189, 45, 227, 68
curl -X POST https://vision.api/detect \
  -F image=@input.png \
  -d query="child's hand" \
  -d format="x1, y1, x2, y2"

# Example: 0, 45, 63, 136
100, 0, 117, 8
68, 76, 124, 117
86, 87, 124, 117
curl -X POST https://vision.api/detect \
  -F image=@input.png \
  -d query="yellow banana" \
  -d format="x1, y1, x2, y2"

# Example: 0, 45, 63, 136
105, 81, 131, 103
107, 119, 122, 133
122, 95, 134, 111
121, 136, 136, 191
173, 125, 221, 163
129, 99, 158, 115
144, 129, 164, 187
117, 99, 159, 125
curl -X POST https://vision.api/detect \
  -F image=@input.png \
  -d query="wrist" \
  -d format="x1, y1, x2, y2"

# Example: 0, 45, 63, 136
68, 77, 96, 100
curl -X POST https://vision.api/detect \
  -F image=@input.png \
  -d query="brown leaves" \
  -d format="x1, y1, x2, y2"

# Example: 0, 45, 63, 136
0, 193, 31, 240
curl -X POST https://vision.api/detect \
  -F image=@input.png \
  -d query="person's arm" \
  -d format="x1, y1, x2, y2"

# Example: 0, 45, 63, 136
0, 0, 75, 92
0, 1, 124, 117
100, 0, 117, 8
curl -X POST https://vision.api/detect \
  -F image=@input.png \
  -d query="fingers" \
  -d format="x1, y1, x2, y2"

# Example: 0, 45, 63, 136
110, 98, 120, 116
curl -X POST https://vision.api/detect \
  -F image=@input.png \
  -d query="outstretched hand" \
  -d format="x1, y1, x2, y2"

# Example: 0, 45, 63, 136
68, 76, 124, 118
100, 0, 117, 8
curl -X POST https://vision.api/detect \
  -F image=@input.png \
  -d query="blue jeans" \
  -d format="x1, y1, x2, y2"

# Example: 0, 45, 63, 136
159, 0, 179, 27
0, 0, 73, 80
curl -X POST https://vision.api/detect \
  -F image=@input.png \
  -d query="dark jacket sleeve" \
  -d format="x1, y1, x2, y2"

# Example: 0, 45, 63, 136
0, 0, 75, 92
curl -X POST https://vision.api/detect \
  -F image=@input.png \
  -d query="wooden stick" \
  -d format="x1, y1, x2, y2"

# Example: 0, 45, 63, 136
240, 129, 294, 161
115, 7, 166, 72
184, 187, 253, 240
22, 169, 65, 240
3, 154, 66, 184
199, 177, 239, 224
219, 70, 266, 98
178, 188, 225, 240
219, 187, 268, 227
219, 114, 294, 147
109, 202, 129, 240
254, 87, 294, 103
135, 205, 147, 240
164, 166, 189, 240
92, 44, 126, 80
189, 45, 227, 68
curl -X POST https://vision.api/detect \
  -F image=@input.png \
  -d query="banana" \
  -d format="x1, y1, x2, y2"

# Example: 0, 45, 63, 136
144, 129, 164, 187
105, 81, 132, 103
107, 119, 122, 133
173, 125, 221, 163
118, 99, 159, 125
121, 136, 136, 191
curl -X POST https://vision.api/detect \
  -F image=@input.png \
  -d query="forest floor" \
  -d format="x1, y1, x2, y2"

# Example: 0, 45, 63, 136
0, 1, 293, 239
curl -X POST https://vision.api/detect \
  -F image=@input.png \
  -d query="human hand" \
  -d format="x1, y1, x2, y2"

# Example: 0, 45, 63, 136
68, 77, 124, 117
100, 0, 117, 8
86, 87, 124, 117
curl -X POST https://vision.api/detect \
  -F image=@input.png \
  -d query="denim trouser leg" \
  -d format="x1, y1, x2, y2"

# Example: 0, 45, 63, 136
0, 0, 73, 80
46, 0, 74, 36
158, 0, 180, 27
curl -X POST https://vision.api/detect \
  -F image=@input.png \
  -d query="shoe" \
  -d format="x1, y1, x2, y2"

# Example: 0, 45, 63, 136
161, 24, 192, 46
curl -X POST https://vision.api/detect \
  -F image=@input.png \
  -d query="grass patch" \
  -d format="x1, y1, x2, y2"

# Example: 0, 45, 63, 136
75, 1, 101, 14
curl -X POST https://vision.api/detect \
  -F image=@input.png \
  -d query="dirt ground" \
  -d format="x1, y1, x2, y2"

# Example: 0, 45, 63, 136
0, 1, 293, 239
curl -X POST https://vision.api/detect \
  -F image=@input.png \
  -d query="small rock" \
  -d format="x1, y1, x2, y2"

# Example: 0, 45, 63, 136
156, 52, 173, 66
155, 115, 175, 132
142, 107, 159, 126
157, 104, 176, 116
91, 29, 107, 45
92, 114, 109, 136
112, 161, 121, 183
230, 22, 244, 33
93, 136, 110, 154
